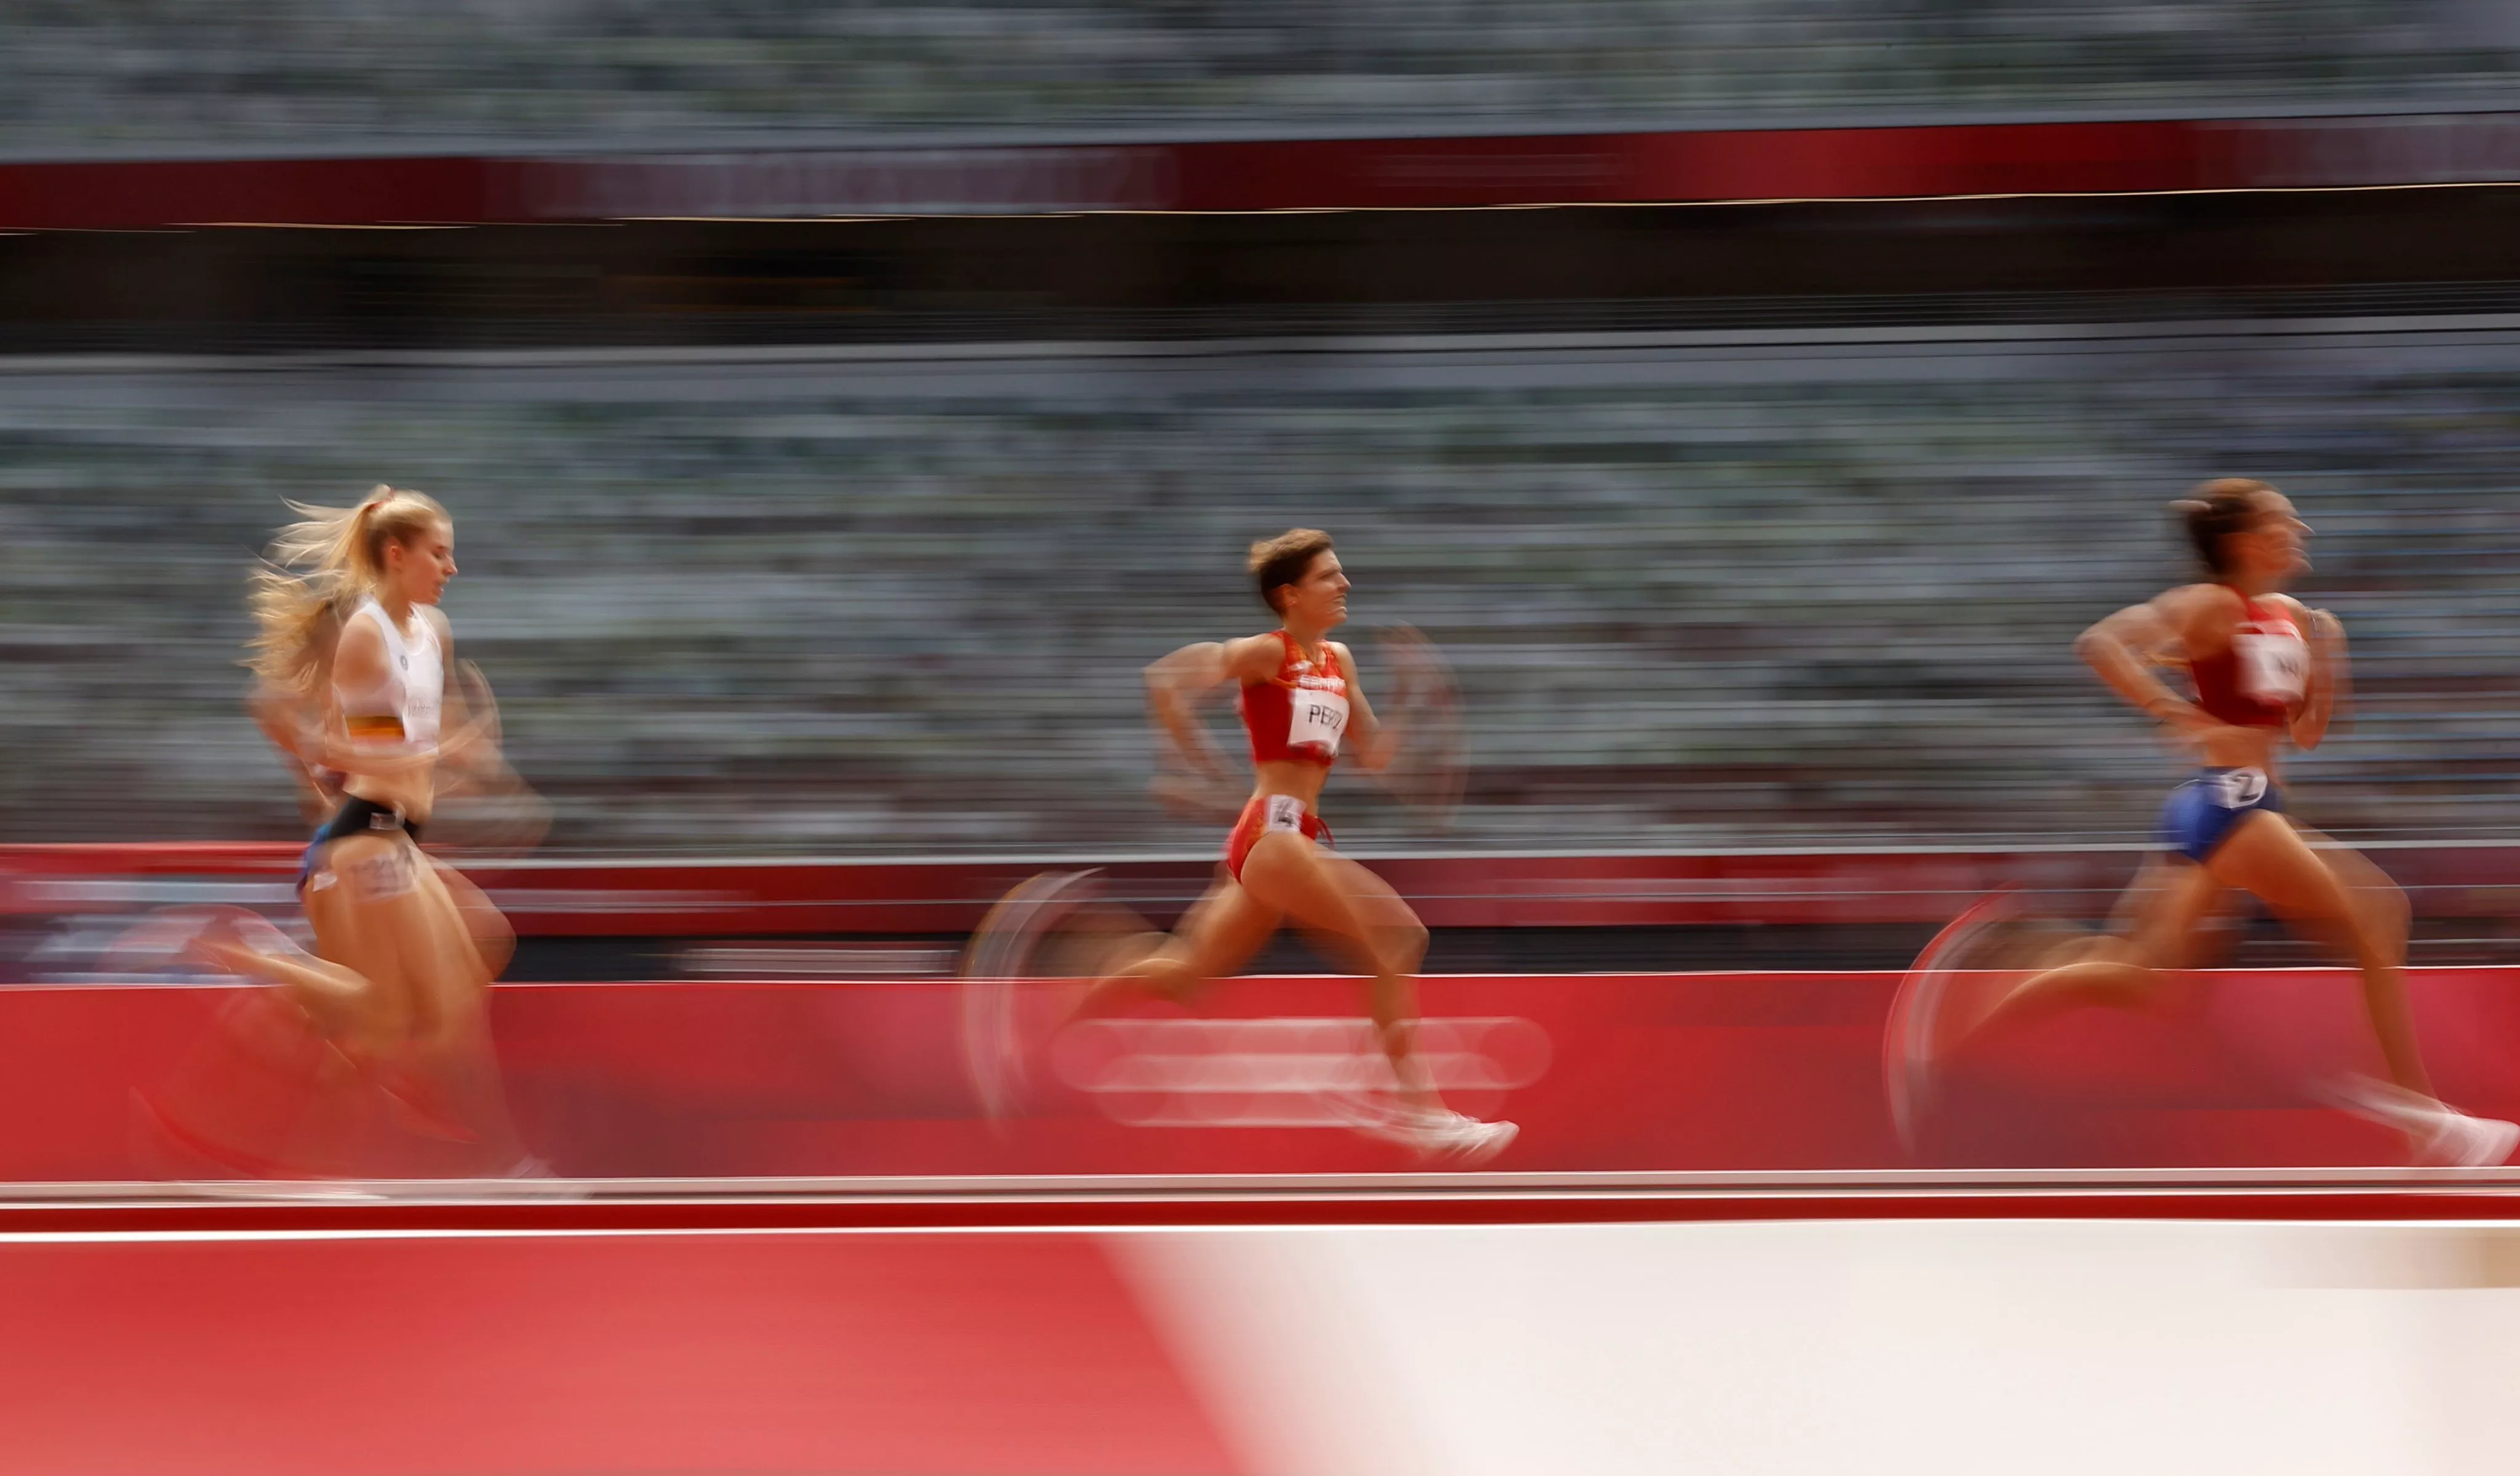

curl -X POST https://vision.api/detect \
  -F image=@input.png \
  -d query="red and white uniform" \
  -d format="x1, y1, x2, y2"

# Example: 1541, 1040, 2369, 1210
2188, 592, 2309, 729
1224, 632, 1349, 880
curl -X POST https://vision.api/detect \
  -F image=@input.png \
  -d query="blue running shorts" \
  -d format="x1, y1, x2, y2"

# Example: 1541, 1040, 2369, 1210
2157, 767, 2284, 863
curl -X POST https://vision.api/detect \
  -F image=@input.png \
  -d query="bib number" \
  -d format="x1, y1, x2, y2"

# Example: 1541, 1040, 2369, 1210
2234, 631, 2308, 708
1262, 795, 1307, 834
1286, 687, 1349, 756
343, 844, 417, 900
2212, 767, 2269, 809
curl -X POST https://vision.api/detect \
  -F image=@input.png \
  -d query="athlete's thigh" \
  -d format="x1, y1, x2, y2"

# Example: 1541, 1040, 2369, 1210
303, 834, 438, 1029
1298, 851, 1426, 965
1238, 832, 1376, 943
2286, 821, 2410, 963
2116, 856, 2227, 967
1242, 837, 1425, 981
430, 859, 516, 979
1313, 852, 1422, 936
402, 863, 496, 1032
2204, 810, 2358, 927
1176, 876, 1283, 980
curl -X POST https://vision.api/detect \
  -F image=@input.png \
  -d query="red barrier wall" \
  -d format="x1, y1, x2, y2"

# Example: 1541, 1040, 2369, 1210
6, 111, 2520, 225
9, 842, 2519, 933
9, 967, 2516, 1184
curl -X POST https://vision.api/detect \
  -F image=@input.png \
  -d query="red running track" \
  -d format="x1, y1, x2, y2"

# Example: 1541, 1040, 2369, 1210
10, 1178, 2520, 1475
0, 1227, 1239, 1475
7, 957, 2520, 1474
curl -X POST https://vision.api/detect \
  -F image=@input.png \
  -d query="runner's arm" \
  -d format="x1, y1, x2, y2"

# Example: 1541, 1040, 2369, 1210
248, 680, 341, 817
2075, 591, 2220, 736
2289, 602, 2349, 751
1329, 640, 1395, 772
420, 607, 496, 773
1144, 636, 1278, 780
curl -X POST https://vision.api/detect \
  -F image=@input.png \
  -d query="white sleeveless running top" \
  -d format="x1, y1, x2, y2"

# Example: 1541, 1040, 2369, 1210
334, 596, 443, 754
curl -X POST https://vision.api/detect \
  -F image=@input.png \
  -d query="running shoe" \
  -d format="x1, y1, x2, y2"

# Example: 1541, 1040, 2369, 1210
1338, 1095, 1518, 1165
2420, 1112, 2520, 1169
1404, 1109, 1518, 1167
960, 869, 1102, 1119
1411, 1108, 1502, 1168
1882, 885, 2021, 1154
2332, 1076, 2520, 1168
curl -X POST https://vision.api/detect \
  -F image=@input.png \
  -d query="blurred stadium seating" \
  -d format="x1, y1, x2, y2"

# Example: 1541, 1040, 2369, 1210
3, 317, 2516, 854
6, 2, 2519, 158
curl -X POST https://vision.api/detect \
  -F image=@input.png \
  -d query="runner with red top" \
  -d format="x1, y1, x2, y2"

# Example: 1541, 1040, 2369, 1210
1886, 479, 2518, 1165
963, 528, 1514, 1163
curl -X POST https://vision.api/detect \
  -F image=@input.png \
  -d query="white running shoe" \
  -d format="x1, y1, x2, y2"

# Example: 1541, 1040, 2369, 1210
1341, 1101, 1517, 1165
1883, 887, 2019, 1154
1405, 1109, 1518, 1167
2418, 1112, 2520, 1168
2334, 1077, 2520, 1168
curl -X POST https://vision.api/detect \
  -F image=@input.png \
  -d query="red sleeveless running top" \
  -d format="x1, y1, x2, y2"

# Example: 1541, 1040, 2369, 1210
2188, 591, 2308, 729
1237, 632, 1350, 767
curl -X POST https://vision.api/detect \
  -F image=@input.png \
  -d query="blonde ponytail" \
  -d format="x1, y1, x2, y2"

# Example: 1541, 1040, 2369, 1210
247, 485, 449, 688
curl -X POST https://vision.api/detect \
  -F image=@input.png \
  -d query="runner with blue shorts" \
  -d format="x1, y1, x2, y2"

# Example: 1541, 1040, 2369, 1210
1886, 479, 2516, 1165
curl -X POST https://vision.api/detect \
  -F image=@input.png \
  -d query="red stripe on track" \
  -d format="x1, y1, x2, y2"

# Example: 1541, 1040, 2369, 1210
12, 1181, 2520, 1235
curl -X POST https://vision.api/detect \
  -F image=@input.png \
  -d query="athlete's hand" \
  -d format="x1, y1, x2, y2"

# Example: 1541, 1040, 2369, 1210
2169, 712, 2264, 768
291, 772, 337, 826
431, 715, 499, 768
1149, 770, 1245, 821
319, 743, 438, 781
1378, 624, 1448, 711
2307, 608, 2347, 658
2143, 694, 2247, 759
2295, 607, 2350, 746
1371, 624, 1466, 829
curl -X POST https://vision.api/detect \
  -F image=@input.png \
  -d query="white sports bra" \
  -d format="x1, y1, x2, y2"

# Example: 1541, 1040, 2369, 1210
333, 596, 443, 753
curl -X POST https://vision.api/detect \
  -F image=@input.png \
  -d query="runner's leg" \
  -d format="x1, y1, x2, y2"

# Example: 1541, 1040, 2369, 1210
2207, 812, 2430, 1096
1951, 859, 2224, 1047
1076, 878, 1280, 1016
1238, 834, 1439, 1111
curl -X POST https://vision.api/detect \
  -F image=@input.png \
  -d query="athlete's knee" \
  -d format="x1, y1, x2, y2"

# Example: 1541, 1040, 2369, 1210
2355, 870, 2411, 942
2343, 903, 2406, 973
2044, 931, 2146, 971
1121, 944, 1200, 1000
468, 910, 517, 978
1382, 914, 1430, 975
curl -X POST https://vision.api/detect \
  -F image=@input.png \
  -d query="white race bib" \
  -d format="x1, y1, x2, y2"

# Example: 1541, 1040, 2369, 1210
2211, 767, 2270, 809
1286, 684, 1350, 756
1262, 794, 1307, 833
2234, 630, 2308, 708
